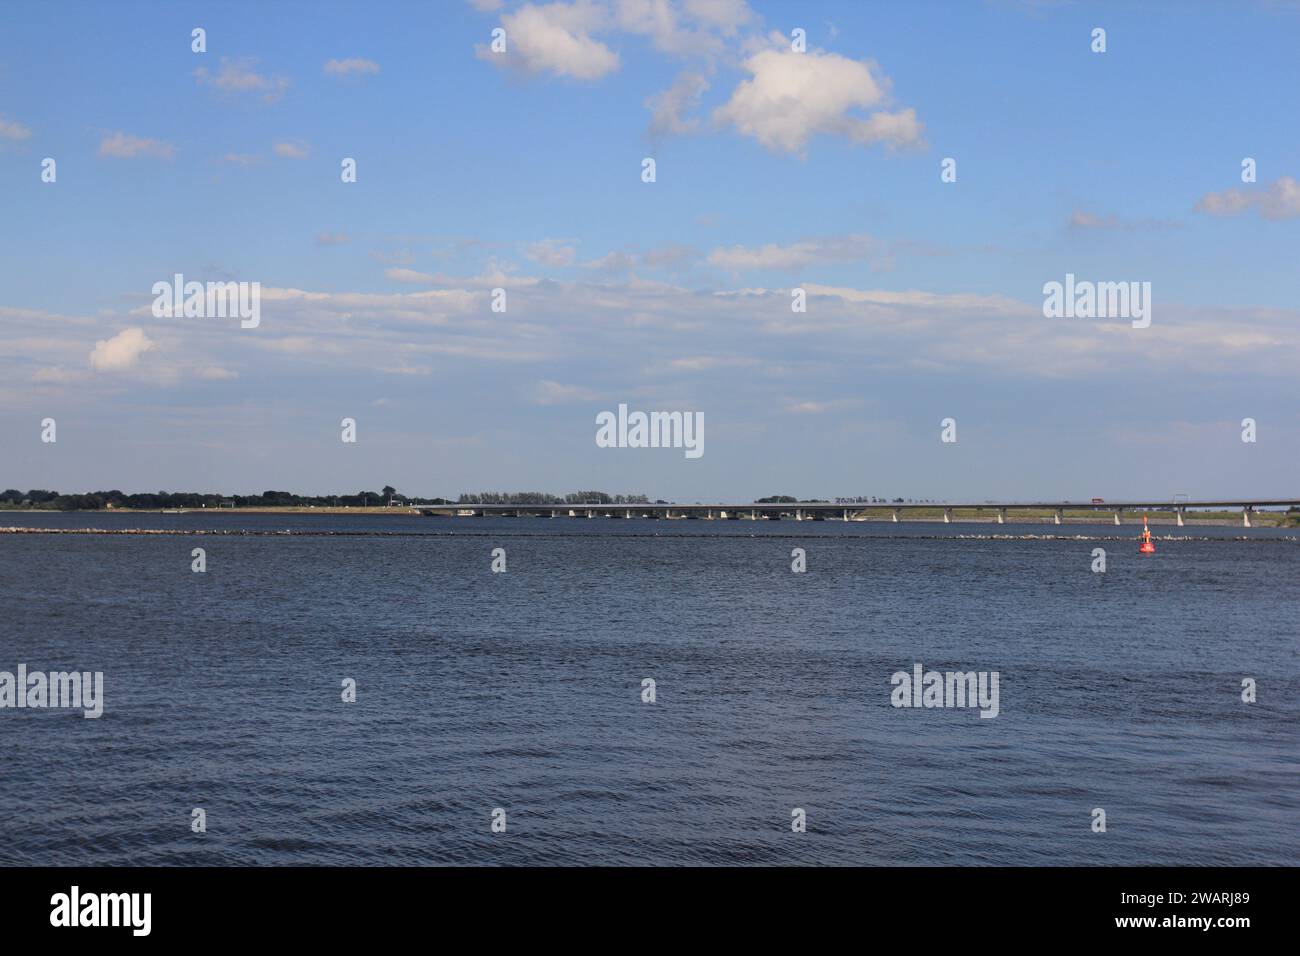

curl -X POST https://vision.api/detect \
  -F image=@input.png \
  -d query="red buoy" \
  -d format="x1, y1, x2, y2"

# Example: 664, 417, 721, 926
1139, 514, 1156, 554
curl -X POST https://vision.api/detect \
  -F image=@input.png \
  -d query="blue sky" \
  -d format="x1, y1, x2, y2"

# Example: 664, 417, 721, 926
1, 0, 1297, 501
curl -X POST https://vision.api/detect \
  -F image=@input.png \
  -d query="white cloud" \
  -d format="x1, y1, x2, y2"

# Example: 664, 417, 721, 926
1068, 209, 1182, 232
221, 153, 261, 166
1069, 210, 1119, 229
385, 267, 437, 283
581, 250, 639, 274
6, 255, 1297, 418
98, 132, 176, 159
714, 48, 923, 153
640, 243, 696, 270
666, 355, 757, 372
316, 232, 349, 246
193, 57, 290, 103
0, 115, 32, 140
273, 140, 311, 159
480, 2, 620, 80
89, 328, 155, 371
682, 0, 753, 33
383, 267, 537, 290
708, 234, 881, 271
323, 57, 380, 77
525, 239, 578, 266
530, 379, 600, 404
1196, 176, 1300, 221
196, 366, 239, 381
31, 366, 86, 384
616, 0, 718, 56
785, 398, 860, 415
645, 71, 709, 135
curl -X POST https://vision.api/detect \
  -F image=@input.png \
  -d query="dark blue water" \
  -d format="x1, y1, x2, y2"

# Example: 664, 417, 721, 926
2, 514, 1297, 865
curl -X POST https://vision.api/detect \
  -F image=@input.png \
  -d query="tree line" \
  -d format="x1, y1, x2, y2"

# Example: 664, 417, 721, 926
0, 487, 451, 510
0, 487, 655, 510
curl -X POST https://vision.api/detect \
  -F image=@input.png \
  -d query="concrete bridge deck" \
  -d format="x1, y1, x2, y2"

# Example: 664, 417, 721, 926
411, 498, 1299, 527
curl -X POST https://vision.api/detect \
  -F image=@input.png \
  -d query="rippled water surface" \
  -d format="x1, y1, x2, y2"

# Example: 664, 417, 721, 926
2, 513, 1297, 865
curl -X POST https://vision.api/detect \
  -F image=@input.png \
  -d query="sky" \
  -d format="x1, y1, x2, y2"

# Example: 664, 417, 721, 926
1, 0, 1297, 502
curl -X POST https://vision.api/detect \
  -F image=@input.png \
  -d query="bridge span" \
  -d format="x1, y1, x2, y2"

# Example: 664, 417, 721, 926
410, 498, 1299, 527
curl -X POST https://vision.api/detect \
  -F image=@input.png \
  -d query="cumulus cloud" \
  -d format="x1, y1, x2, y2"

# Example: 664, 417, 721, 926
615, 0, 721, 56
98, 132, 176, 159
479, 1, 620, 80
1196, 176, 1300, 221
193, 57, 290, 103
323, 57, 380, 77
713, 48, 923, 153
89, 328, 154, 371
0, 115, 32, 140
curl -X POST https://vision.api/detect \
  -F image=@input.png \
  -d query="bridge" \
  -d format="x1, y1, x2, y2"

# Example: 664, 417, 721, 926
410, 498, 1300, 527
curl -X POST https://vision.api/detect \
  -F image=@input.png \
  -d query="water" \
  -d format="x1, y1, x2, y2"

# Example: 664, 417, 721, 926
1, 514, 1297, 865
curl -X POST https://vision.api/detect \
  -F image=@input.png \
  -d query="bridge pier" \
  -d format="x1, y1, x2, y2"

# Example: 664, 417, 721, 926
943, 508, 952, 523
1176, 508, 1184, 527
891, 508, 900, 523
997, 508, 1006, 525
1243, 507, 1252, 528
1114, 512, 1121, 526
1054, 508, 1063, 525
